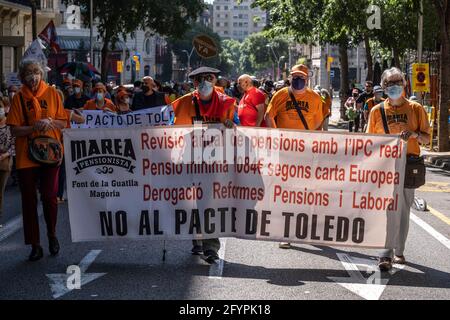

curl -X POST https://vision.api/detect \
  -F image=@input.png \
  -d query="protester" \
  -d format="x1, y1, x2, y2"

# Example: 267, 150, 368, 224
64, 79, 90, 110
265, 64, 325, 249
237, 74, 266, 127
62, 78, 73, 101
356, 80, 374, 131
116, 90, 132, 114
83, 80, 93, 99
6, 59, 68, 261
0, 105, 14, 228
345, 88, 360, 132
83, 82, 117, 112
366, 67, 430, 272
132, 76, 170, 110
363, 85, 385, 126
172, 66, 235, 264
259, 80, 275, 105
7, 85, 19, 112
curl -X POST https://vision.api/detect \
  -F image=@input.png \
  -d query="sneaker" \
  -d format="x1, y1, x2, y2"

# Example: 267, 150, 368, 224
393, 255, 406, 265
202, 250, 219, 264
191, 245, 203, 255
378, 257, 393, 272
279, 242, 291, 249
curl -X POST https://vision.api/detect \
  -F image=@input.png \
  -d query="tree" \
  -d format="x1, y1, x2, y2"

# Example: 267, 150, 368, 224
432, 0, 450, 151
219, 39, 244, 77
63, 0, 204, 82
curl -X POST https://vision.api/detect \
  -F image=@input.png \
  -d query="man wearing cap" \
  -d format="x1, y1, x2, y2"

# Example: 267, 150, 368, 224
62, 78, 73, 102
237, 74, 267, 127
132, 76, 170, 111
265, 64, 325, 249
83, 82, 117, 112
356, 80, 374, 131
363, 85, 385, 126
172, 66, 235, 264
64, 79, 90, 110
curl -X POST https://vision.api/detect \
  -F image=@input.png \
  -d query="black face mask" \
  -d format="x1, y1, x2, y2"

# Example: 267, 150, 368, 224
142, 86, 150, 93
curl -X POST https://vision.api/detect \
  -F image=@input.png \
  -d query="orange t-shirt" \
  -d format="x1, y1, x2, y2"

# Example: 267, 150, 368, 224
367, 99, 430, 156
6, 86, 68, 169
365, 97, 385, 113
172, 92, 235, 125
266, 87, 324, 130
83, 98, 118, 112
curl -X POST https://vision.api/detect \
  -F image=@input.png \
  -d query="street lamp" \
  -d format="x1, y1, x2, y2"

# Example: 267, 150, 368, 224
182, 48, 195, 82
267, 44, 285, 81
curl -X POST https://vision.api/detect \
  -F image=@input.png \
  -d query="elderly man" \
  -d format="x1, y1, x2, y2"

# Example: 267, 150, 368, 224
265, 64, 325, 249
83, 82, 117, 112
64, 79, 90, 110
237, 74, 267, 127
172, 66, 235, 263
132, 76, 170, 111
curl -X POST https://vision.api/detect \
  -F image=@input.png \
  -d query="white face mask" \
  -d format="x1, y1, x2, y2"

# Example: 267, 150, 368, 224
124, 98, 130, 104
0, 108, 5, 119
198, 81, 214, 97
74, 87, 81, 94
96, 92, 104, 101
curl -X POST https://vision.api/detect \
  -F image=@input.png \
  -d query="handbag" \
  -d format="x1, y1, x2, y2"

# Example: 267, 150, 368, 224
19, 92, 63, 167
379, 102, 426, 189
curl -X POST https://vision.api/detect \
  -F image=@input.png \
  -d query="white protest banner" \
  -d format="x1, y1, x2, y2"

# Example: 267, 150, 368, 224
71, 105, 174, 128
64, 125, 406, 249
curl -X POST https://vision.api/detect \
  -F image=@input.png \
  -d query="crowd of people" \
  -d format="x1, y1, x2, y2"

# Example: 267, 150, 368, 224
0, 58, 430, 272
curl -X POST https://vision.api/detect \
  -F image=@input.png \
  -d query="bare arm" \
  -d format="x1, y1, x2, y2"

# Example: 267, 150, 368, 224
265, 114, 277, 128
255, 103, 266, 127
10, 125, 34, 137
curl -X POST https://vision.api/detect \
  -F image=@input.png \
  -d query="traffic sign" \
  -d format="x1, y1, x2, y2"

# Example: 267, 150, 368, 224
412, 63, 430, 93
330, 70, 335, 78
193, 34, 218, 59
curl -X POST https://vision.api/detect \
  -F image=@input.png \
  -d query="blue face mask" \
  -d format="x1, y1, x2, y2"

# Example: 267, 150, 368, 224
385, 85, 403, 100
198, 81, 214, 97
292, 77, 306, 91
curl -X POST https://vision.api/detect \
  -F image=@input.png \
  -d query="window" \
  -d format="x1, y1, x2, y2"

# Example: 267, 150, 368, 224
216, 6, 220, 9
224, 31, 228, 35
144, 38, 151, 56
233, 22, 237, 27
216, 22, 220, 27
254, 22, 258, 28
224, 6, 228, 10
217, 14, 220, 18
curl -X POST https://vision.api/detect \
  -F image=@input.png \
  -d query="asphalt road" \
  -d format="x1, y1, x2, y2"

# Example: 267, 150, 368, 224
0, 161, 449, 300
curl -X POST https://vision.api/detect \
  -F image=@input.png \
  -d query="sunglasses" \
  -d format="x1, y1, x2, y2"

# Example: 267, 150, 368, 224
194, 74, 215, 82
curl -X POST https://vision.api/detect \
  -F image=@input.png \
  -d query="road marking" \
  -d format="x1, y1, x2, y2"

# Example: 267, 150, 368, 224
328, 253, 404, 300
209, 239, 227, 279
426, 206, 450, 226
0, 211, 44, 243
411, 213, 450, 250
418, 182, 450, 193
46, 250, 106, 299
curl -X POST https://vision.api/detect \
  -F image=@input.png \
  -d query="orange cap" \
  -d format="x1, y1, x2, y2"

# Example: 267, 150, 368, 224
72, 79, 83, 87
93, 82, 106, 93
290, 64, 309, 78
116, 90, 129, 101
63, 78, 72, 85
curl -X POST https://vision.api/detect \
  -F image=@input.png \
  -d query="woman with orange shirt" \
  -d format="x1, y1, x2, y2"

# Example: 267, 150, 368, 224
83, 82, 117, 112
6, 59, 68, 261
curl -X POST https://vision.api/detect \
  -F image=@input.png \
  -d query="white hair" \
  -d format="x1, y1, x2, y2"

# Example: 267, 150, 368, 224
380, 67, 406, 89
18, 59, 45, 82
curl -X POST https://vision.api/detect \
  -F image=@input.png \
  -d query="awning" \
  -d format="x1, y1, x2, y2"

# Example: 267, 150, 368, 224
57, 37, 127, 52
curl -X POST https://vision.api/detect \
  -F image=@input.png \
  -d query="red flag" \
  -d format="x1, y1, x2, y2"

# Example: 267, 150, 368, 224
39, 20, 61, 53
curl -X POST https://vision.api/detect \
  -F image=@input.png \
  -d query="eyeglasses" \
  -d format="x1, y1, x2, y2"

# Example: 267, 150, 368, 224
23, 69, 41, 77
194, 74, 215, 83
385, 80, 403, 87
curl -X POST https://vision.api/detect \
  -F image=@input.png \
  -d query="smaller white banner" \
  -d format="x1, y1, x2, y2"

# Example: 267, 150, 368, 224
71, 105, 174, 129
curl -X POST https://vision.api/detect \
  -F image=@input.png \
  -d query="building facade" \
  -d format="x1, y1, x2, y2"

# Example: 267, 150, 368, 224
0, 0, 57, 87
212, 0, 267, 41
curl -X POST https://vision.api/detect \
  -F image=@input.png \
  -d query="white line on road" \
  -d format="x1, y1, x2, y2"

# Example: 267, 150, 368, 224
209, 239, 227, 279
0, 211, 43, 243
411, 212, 450, 250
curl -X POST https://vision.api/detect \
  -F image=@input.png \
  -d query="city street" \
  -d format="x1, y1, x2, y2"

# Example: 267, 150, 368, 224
0, 117, 449, 301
